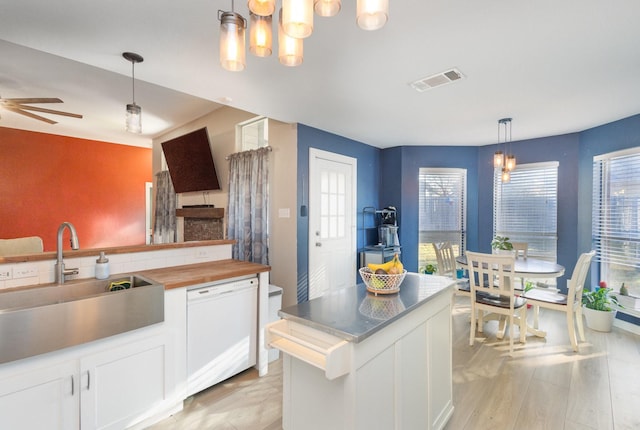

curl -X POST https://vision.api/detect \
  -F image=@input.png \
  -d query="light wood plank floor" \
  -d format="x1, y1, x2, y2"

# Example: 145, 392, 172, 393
149, 296, 640, 430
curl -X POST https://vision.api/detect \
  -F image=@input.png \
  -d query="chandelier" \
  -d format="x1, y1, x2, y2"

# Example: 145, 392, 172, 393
219, 0, 389, 71
493, 118, 515, 183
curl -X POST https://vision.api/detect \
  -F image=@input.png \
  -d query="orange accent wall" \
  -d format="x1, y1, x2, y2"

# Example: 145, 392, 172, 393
0, 127, 152, 252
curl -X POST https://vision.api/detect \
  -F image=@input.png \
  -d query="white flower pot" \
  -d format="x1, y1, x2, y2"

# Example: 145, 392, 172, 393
582, 306, 617, 332
492, 249, 515, 256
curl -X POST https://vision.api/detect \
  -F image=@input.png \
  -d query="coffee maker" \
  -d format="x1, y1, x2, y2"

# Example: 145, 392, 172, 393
378, 207, 400, 247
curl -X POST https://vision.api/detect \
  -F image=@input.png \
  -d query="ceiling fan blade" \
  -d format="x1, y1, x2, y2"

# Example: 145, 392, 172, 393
4, 106, 58, 124
3, 98, 63, 104
17, 105, 83, 119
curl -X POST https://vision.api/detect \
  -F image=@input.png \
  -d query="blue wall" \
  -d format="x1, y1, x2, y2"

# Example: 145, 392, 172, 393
379, 146, 480, 273
577, 114, 640, 325
296, 124, 381, 302
477, 133, 581, 292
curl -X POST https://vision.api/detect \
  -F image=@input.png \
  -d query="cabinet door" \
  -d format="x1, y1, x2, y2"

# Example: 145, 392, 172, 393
80, 336, 166, 430
0, 360, 79, 430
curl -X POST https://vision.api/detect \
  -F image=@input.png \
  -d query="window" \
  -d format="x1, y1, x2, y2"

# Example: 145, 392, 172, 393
237, 116, 268, 151
418, 168, 466, 269
593, 148, 640, 298
493, 162, 558, 261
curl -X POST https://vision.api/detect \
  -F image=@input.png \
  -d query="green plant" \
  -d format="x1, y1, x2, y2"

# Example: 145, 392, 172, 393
491, 236, 513, 251
582, 287, 622, 311
421, 264, 437, 274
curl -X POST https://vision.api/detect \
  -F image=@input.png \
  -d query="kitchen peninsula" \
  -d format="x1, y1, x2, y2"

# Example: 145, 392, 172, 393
0, 241, 272, 430
267, 273, 455, 430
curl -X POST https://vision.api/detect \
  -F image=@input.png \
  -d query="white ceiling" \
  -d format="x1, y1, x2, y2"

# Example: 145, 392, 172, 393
1, 0, 639, 149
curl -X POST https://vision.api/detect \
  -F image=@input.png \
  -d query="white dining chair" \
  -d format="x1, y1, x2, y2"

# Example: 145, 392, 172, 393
512, 242, 528, 259
524, 251, 595, 352
467, 251, 527, 356
433, 242, 469, 298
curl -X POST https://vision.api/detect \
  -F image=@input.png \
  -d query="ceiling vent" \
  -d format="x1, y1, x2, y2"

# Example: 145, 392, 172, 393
410, 68, 465, 92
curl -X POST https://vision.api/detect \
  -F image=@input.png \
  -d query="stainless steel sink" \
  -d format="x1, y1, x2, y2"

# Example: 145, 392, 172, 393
0, 275, 164, 364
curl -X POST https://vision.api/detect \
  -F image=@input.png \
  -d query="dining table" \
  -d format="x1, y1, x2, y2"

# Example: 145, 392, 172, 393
455, 254, 565, 279
455, 254, 566, 338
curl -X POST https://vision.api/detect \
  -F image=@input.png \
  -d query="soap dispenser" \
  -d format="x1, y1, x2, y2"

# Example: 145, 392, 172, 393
95, 251, 110, 279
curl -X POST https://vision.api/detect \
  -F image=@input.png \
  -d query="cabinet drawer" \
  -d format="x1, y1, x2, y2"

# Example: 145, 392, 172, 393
266, 319, 351, 380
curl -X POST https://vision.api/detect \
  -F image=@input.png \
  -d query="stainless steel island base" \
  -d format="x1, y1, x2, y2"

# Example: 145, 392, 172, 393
266, 273, 455, 430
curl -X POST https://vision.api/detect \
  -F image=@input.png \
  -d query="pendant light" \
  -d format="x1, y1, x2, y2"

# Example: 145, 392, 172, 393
248, 0, 276, 16
314, 0, 341, 17
278, 8, 304, 66
501, 167, 511, 183
219, 1, 247, 72
250, 12, 273, 57
357, 0, 388, 31
123, 52, 143, 134
496, 117, 515, 183
282, 0, 314, 39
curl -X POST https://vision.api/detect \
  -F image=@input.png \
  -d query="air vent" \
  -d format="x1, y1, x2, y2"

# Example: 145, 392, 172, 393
410, 68, 465, 92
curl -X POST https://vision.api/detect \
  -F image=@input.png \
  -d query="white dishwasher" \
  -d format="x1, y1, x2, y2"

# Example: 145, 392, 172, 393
186, 275, 258, 397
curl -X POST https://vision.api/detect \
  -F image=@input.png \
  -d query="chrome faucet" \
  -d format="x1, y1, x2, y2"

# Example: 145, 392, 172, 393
55, 222, 80, 284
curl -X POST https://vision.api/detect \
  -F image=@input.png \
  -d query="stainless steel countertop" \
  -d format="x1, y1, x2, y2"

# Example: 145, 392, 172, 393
278, 273, 454, 343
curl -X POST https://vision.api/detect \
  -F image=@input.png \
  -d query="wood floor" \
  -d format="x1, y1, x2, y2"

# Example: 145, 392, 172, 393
149, 296, 640, 430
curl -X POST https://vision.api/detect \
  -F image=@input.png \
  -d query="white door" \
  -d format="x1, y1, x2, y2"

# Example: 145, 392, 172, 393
308, 149, 357, 299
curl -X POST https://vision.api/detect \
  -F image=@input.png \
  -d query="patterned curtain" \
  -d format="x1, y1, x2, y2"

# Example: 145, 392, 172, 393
153, 170, 177, 243
227, 147, 269, 264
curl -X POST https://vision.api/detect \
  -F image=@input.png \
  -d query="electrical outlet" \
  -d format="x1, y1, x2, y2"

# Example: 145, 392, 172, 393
13, 266, 39, 279
0, 268, 12, 280
196, 249, 212, 259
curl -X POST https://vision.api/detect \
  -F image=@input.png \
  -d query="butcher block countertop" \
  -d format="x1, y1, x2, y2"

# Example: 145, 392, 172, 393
137, 259, 271, 290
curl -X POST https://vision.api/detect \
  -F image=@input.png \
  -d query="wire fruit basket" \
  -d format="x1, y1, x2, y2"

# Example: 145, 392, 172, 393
359, 267, 407, 295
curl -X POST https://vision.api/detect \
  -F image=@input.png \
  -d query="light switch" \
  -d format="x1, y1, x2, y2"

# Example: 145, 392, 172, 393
278, 208, 290, 218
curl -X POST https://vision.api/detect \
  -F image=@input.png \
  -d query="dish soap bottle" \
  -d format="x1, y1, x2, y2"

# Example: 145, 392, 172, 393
95, 251, 110, 279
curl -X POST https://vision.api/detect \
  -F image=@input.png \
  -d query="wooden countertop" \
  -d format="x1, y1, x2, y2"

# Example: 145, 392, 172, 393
137, 259, 271, 290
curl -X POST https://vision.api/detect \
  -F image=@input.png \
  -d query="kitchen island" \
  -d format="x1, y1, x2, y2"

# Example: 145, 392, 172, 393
266, 273, 455, 430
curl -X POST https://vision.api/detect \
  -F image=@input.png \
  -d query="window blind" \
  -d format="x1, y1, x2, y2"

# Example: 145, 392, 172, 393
592, 149, 640, 273
493, 162, 558, 261
418, 168, 467, 254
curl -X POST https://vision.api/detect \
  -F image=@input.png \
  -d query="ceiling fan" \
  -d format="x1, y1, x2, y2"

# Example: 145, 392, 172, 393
0, 96, 83, 124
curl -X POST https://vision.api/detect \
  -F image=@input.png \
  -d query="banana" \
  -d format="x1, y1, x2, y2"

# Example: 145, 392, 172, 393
368, 253, 403, 273
367, 259, 395, 273
387, 253, 404, 274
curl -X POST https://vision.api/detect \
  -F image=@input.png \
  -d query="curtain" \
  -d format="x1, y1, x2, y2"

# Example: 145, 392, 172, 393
153, 170, 177, 244
227, 147, 269, 264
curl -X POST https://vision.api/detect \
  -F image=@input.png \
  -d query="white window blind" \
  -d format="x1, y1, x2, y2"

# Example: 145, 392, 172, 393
493, 162, 558, 261
592, 148, 640, 297
418, 168, 466, 265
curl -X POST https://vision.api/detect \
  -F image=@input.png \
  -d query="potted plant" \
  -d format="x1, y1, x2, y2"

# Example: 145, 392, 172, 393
421, 264, 437, 275
582, 282, 621, 332
491, 236, 514, 254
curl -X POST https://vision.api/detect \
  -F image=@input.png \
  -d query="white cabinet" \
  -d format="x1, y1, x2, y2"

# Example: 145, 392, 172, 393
80, 336, 167, 430
0, 335, 168, 430
0, 360, 78, 430
274, 286, 454, 430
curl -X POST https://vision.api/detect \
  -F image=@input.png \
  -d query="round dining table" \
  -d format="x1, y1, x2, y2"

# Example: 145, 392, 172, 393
456, 255, 565, 279
455, 254, 565, 338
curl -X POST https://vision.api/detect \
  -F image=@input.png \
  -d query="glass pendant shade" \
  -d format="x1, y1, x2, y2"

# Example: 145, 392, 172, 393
356, 0, 388, 30
501, 168, 511, 183
250, 13, 273, 57
505, 154, 516, 171
126, 103, 142, 134
248, 0, 275, 16
493, 151, 504, 168
278, 8, 303, 66
314, 0, 341, 17
282, 0, 314, 38
219, 11, 247, 71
